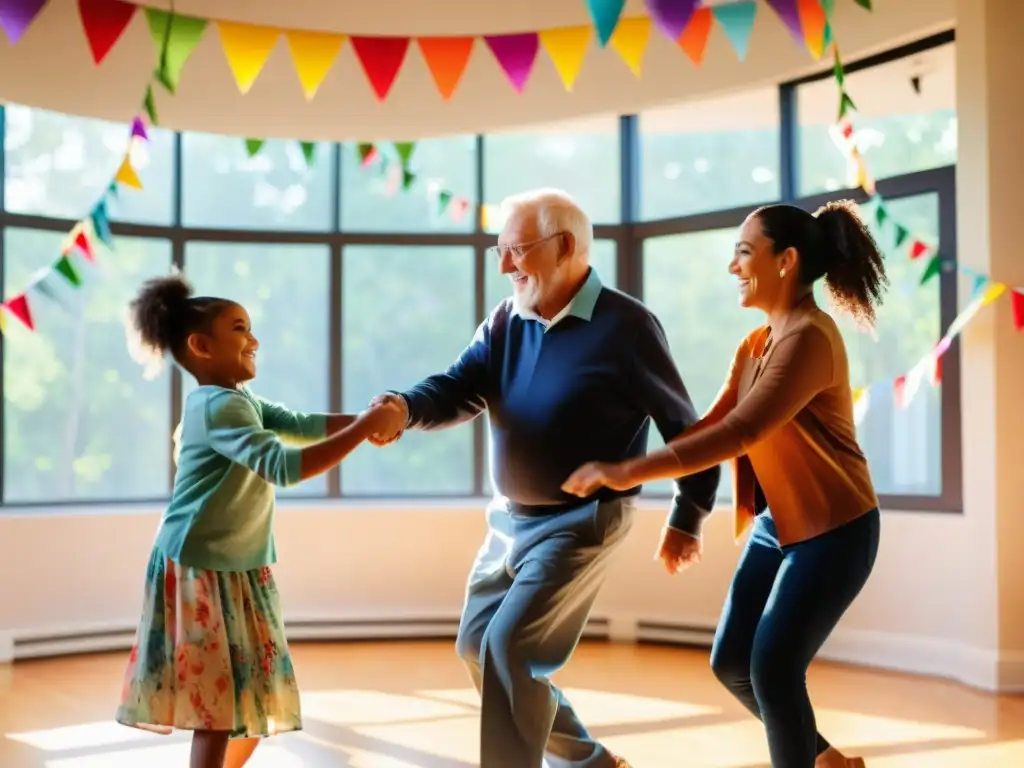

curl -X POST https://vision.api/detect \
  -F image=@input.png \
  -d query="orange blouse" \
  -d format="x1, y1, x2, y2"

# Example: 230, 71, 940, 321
669, 301, 878, 546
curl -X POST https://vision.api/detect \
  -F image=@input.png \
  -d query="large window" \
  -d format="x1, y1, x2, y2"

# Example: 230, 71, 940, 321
0, 33, 960, 512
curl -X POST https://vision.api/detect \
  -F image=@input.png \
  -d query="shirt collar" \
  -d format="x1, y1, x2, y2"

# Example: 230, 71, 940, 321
512, 267, 603, 330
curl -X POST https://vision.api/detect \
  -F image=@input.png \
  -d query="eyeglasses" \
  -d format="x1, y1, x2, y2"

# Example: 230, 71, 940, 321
485, 232, 565, 261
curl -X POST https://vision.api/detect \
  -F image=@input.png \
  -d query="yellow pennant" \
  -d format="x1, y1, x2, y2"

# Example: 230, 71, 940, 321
115, 156, 143, 190
609, 16, 651, 77
0, 305, 7, 335
217, 21, 281, 94
539, 26, 591, 92
285, 30, 346, 100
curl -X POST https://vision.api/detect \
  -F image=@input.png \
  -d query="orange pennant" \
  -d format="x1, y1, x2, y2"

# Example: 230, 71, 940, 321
677, 7, 713, 66
417, 37, 474, 100
797, 0, 827, 59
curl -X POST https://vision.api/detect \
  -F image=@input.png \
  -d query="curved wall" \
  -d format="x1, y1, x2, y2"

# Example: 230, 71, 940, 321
0, 0, 954, 140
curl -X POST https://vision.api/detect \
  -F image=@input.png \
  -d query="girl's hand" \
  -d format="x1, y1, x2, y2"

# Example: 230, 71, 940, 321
655, 526, 702, 575
561, 461, 632, 497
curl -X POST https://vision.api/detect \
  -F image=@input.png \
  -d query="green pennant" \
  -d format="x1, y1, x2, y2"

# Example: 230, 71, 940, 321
401, 168, 416, 190
143, 85, 159, 125
357, 142, 376, 164
853, 0, 872, 10
107, 181, 119, 198
54, 256, 82, 288
145, 10, 208, 93
245, 138, 265, 157
437, 189, 453, 214
821, 0, 835, 16
300, 141, 316, 166
832, 45, 845, 87
823, 20, 832, 50
394, 141, 416, 167
894, 224, 909, 248
919, 255, 942, 286
874, 202, 888, 228
838, 90, 857, 120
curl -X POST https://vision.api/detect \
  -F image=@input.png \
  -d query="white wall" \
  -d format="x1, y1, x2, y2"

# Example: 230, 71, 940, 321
0, 497, 1007, 691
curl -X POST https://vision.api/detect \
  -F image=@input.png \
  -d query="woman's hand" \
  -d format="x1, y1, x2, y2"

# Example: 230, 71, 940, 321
561, 461, 633, 497
655, 526, 702, 575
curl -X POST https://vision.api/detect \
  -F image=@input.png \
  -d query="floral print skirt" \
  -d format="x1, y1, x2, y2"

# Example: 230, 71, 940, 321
116, 547, 302, 739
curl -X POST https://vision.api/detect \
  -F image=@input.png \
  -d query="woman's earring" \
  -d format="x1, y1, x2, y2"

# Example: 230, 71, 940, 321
779, 268, 787, 278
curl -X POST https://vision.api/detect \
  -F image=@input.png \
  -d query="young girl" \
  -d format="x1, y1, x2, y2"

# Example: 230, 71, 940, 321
115, 274, 400, 768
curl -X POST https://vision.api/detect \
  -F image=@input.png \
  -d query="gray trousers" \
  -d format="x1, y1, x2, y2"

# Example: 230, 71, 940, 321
455, 496, 634, 768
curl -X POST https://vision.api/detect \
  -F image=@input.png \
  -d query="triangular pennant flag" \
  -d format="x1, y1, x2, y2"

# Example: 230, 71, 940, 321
930, 354, 942, 385
437, 189, 453, 214
852, 385, 870, 425
143, 84, 158, 125
1012, 290, 1024, 332
90, 200, 113, 247
540, 26, 591, 91
54, 255, 83, 287
401, 168, 416, 190
712, 1, 757, 61
350, 36, 411, 101
450, 197, 470, 223
130, 115, 148, 141
107, 180, 119, 197
910, 240, 929, 260
217, 21, 280, 94
853, 0, 871, 9
609, 16, 651, 77
115, 155, 143, 189
764, 0, 804, 47
832, 42, 845, 87
284, 29, 345, 100
300, 141, 316, 166
645, 0, 698, 41
821, 0, 835, 16
797, 0, 827, 59
69, 230, 94, 262
838, 90, 857, 120
0, 306, 6, 335
245, 138, 264, 157
4, 294, 33, 330
874, 201, 888, 228
417, 36, 474, 101
894, 223, 909, 247
0, 0, 47, 44
29, 269, 68, 307
919, 255, 941, 285
823, 19, 832, 49
971, 272, 988, 298
484, 33, 540, 93
145, 10, 208, 93
78, 0, 136, 65
357, 142, 378, 166
586, 0, 625, 46
678, 7, 713, 66
893, 374, 907, 410
393, 142, 416, 167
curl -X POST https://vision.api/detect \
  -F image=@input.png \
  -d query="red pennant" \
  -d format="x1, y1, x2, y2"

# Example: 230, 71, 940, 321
69, 231, 94, 262
909, 241, 929, 260
78, 0, 137, 65
5, 294, 34, 330
893, 374, 907, 409
930, 355, 942, 385
1012, 290, 1024, 331
350, 36, 410, 101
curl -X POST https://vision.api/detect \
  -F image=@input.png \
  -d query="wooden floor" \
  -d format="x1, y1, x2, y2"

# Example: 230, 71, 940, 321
1, 640, 1022, 767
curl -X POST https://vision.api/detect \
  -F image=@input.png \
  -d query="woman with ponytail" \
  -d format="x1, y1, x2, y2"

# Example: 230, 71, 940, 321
563, 200, 887, 767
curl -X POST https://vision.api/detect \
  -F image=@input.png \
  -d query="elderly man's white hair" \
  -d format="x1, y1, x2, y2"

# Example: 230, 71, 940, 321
499, 188, 593, 259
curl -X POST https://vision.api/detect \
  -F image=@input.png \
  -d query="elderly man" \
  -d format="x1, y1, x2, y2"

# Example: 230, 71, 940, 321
370, 188, 720, 768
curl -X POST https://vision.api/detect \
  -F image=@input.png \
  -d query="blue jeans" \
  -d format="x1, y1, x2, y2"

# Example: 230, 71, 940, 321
710, 509, 880, 768
455, 497, 634, 768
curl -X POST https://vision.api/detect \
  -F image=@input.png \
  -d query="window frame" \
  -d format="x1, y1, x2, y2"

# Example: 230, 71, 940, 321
0, 31, 960, 512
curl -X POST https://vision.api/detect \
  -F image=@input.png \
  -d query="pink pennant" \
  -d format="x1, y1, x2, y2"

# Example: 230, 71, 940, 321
449, 197, 470, 223
893, 374, 907, 409
484, 33, 539, 93
130, 116, 148, 141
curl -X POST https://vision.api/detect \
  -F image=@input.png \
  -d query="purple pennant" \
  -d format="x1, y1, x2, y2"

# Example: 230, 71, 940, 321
764, 0, 806, 46
644, 0, 698, 41
484, 33, 539, 94
130, 116, 149, 142
0, 0, 47, 44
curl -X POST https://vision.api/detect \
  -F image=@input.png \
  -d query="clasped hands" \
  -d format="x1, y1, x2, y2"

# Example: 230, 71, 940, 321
562, 461, 702, 576
362, 393, 409, 446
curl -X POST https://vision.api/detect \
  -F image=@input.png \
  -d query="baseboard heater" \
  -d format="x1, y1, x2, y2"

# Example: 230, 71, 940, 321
8, 616, 614, 661
635, 620, 718, 648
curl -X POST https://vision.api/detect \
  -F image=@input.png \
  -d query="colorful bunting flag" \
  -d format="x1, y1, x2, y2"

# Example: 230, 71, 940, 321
115, 156, 142, 189
711, 1, 757, 61
797, 0, 827, 59
678, 6, 713, 66
894, 224, 909, 247
285, 29, 345, 100
217, 21, 280, 94
484, 33, 540, 93
143, 85, 158, 124
853, 0, 872, 9
145, 10, 208, 93
78, 0, 136, 65
645, 0, 698, 41
4, 295, 33, 330
69, 231, 94, 262
1012, 291, 1024, 331
300, 141, 316, 166
0, 0, 47, 44
919, 255, 942, 285
351, 36, 411, 101
393, 142, 416, 167
54, 256, 82, 288
540, 26, 592, 91
765, 0, 805, 47
909, 240, 929, 260
90, 200, 113, 247
130, 116, 148, 141
357, 142, 378, 166
585, 0, 625, 46
417, 36, 474, 101
437, 189, 453, 214
245, 138, 264, 157
609, 16, 651, 77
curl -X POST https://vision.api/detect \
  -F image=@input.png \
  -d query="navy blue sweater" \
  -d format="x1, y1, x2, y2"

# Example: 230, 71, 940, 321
399, 276, 720, 535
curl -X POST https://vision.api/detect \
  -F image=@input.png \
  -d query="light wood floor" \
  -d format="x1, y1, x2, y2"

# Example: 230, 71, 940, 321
1, 640, 1022, 767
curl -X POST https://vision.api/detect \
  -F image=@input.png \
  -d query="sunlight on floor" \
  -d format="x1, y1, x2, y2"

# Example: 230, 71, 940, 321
3, 686, 1014, 767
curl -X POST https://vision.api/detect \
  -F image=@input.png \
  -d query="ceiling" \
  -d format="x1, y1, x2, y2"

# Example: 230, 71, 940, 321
0, 0, 956, 141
